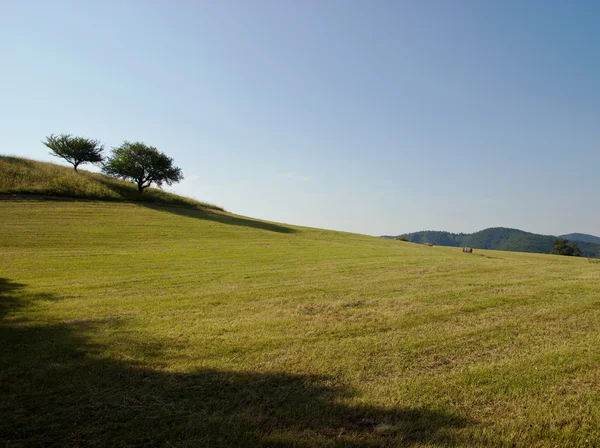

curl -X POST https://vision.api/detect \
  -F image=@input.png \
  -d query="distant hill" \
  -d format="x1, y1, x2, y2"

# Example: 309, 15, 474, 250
389, 227, 600, 258
559, 233, 600, 245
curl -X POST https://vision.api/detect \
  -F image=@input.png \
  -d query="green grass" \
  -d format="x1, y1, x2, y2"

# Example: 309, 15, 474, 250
0, 155, 223, 210
1, 166, 600, 446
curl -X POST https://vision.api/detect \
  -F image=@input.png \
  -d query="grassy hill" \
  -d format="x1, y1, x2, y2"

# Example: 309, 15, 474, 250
2, 159, 600, 446
0, 155, 223, 210
395, 227, 600, 259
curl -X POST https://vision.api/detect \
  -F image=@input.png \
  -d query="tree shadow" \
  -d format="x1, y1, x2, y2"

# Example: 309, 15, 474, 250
92, 176, 297, 234
141, 203, 298, 234
1, 281, 471, 447
0, 278, 63, 320
0, 278, 25, 319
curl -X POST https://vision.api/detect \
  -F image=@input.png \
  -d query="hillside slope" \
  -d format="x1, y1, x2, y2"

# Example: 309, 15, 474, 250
395, 227, 600, 258
0, 155, 222, 210
2, 198, 600, 447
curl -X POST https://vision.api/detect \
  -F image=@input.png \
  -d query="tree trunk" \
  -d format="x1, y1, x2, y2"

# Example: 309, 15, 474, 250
73, 163, 79, 172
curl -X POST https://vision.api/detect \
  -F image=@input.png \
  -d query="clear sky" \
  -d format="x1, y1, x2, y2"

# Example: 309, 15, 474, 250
2, 0, 599, 236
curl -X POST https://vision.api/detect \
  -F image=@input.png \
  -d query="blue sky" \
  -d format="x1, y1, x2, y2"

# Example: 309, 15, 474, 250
2, 0, 599, 236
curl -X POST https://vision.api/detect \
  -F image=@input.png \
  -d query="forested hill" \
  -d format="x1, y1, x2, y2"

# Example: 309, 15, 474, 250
386, 227, 600, 258
559, 233, 600, 244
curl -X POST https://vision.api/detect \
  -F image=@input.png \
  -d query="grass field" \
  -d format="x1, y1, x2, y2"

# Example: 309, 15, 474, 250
1, 197, 600, 446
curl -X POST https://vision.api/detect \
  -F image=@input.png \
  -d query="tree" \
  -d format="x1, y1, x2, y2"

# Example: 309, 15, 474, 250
552, 238, 582, 256
43, 134, 104, 172
103, 142, 183, 192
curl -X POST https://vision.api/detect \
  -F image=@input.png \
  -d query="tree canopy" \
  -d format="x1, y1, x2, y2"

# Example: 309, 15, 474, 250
43, 134, 104, 171
552, 238, 582, 257
103, 142, 183, 192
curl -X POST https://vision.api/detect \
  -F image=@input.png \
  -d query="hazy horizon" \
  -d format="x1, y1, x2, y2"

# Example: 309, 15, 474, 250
2, 1, 599, 236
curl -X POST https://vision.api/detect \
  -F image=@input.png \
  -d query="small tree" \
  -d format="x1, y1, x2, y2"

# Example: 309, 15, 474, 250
103, 142, 183, 192
552, 238, 582, 256
43, 134, 104, 172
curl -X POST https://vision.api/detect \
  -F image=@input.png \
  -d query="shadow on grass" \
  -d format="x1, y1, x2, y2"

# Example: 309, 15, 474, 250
0, 278, 58, 319
142, 203, 298, 234
0, 278, 26, 319
93, 176, 297, 234
473, 254, 504, 260
1, 281, 470, 447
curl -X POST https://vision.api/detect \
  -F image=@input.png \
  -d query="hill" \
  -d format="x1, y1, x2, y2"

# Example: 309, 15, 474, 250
559, 232, 600, 244
0, 155, 223, 210
394, 227, 600, 258
2, 158, 600, 446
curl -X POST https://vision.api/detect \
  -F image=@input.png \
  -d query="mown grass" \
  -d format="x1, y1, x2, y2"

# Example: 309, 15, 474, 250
1, 201, 600, 446
0, 155, 223, 211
